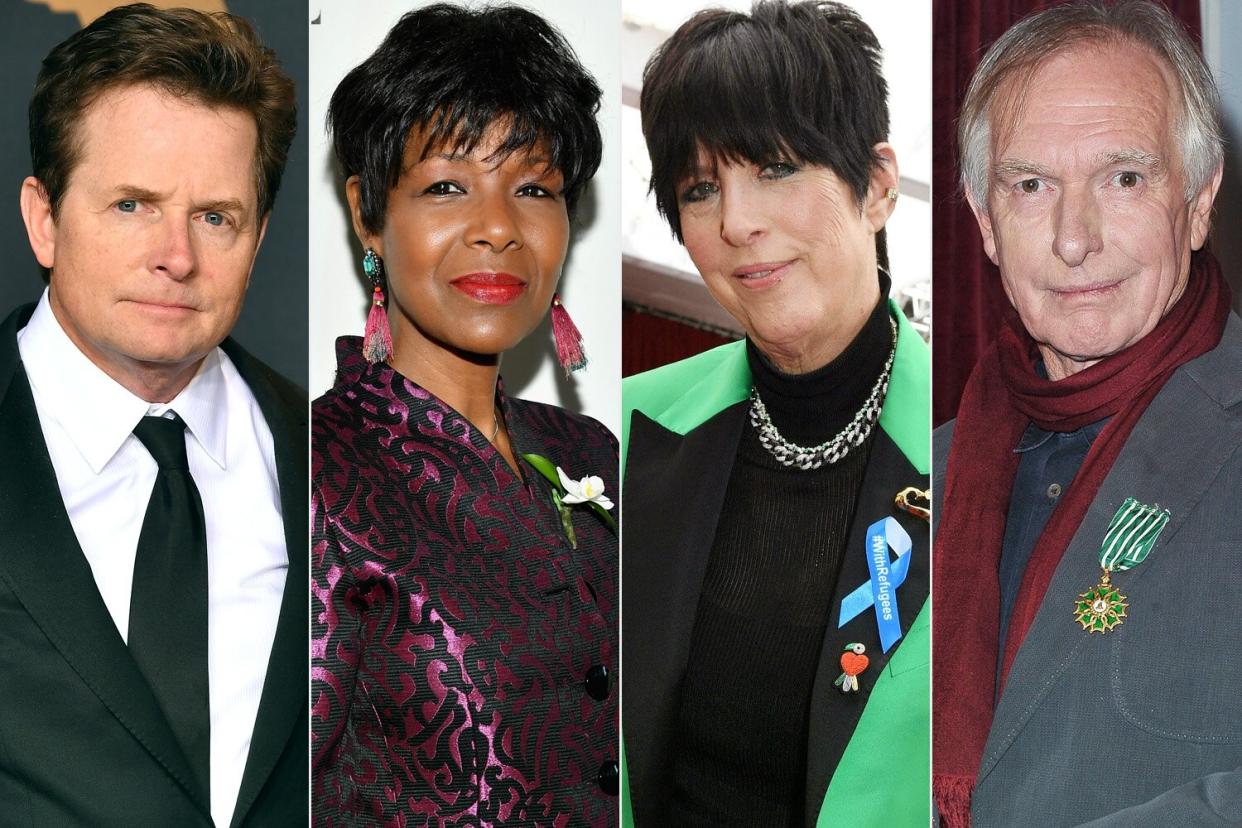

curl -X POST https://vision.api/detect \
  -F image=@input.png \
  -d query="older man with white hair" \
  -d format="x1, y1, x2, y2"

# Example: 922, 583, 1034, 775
933, 1, 1242, 825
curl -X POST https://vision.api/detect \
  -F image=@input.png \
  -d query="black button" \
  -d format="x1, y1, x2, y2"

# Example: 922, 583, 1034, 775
597, 760, 619, 795
585, 664, 610, 700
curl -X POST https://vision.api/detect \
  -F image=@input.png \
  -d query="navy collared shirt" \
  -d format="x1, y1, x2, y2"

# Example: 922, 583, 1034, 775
997, 417, 1107, 688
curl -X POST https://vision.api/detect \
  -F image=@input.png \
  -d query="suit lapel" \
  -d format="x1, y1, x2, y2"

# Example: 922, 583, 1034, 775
805, 430, 929, 825
624, 308, 932, 824
808, 311, 930, 823
220, 340, 307, 828
0, 307, 211, 817
980, 329, 1242, 782
621, 402, 747, 823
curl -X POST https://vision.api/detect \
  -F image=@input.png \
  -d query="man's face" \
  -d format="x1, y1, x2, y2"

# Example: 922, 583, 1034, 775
26, 84, 265, 396
971, 41, 1218, 380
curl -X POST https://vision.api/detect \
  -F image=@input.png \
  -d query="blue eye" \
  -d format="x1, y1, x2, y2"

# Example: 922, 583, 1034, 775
116, 200, 138, 212
679, 181, 717, 204
760, 161, 799, 178
204, 212, 225, 226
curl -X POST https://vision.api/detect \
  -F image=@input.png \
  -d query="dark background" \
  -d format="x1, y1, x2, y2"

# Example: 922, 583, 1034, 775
931, 0, 1207, 425
0, 0, 308, 388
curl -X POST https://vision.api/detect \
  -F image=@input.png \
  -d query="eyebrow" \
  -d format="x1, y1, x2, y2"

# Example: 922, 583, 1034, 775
992, 159, 1054, 181
112, 185, 251, 221
685, 159, 716, 178
1095, 149, 1166, 174
112, 184, 164, 202
197, 198, 249, 217
993, 150, 1167, 182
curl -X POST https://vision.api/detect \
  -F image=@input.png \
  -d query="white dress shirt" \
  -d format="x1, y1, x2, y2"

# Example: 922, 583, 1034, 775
17, 291, 288, 827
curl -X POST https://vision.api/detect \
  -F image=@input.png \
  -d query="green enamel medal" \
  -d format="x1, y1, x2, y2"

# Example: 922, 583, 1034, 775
1074, 497, 1169, 633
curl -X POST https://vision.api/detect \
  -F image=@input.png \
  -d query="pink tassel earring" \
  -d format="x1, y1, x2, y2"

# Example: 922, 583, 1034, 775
362, 248, 393, 364
550, 293, 587, 375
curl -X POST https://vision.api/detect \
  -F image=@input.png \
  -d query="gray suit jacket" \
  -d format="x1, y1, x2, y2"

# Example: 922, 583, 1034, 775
933, 314, 1242, 827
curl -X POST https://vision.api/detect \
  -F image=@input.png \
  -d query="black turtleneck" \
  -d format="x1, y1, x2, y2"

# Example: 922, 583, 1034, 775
747, 288, 894, 446
667, 283, 894, 827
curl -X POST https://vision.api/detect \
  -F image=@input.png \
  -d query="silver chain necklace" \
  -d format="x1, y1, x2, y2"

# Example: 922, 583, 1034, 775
749, 316, 897, 470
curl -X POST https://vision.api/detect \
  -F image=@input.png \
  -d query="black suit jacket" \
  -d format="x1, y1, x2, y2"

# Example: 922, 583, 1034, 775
0, 304, 307, 827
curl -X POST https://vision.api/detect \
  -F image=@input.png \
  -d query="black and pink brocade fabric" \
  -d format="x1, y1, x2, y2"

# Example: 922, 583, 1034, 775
312, 338, 619, 827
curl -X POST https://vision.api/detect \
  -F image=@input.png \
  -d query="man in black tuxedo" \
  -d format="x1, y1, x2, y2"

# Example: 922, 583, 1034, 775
0, 5, 306, 825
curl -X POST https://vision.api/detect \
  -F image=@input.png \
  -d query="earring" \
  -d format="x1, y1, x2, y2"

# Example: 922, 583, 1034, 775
362, 248, 393, 364
885, 187, 899, 201
550, 293, 587, 375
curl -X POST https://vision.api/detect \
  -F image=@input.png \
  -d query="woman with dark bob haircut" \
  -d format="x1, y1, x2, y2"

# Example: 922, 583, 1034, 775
311, 4, 618, 825
621, 2, 929, 825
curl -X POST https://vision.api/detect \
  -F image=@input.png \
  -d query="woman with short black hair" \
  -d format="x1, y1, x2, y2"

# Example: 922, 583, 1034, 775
311, 5, 618, 825
621, 2, 930, 825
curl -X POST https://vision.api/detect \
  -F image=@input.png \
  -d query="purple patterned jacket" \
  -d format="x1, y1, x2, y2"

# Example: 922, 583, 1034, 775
312, 339, 619, 827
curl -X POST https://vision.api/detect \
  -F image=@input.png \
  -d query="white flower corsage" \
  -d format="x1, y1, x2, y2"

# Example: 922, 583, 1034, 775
557, 467, 614, 511
521, 453, 618, 548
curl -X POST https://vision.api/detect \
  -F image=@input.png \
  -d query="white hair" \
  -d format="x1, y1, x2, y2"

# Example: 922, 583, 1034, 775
959, 0, 1222, 212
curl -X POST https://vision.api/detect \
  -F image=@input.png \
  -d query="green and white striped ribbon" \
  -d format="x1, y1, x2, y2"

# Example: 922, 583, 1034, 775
1099, 497, 1170, 572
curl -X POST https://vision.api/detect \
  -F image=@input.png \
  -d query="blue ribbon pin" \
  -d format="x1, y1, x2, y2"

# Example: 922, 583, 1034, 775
837, 517, 911, 653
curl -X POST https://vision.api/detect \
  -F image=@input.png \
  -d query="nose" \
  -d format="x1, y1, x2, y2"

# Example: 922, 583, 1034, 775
150, 216, 196, 280
719, 181, 766, 247
468, 192, 523, 252
1052, 184, 1103, 267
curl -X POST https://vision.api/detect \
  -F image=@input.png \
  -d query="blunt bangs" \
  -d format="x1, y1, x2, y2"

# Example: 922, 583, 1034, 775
642, 1, 889, 241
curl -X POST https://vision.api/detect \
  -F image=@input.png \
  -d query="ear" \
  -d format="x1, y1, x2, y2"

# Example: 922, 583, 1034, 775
1188, 162, 1223, 251
965, 185, 1000, 265
863, 142, 900, 232
20, 177, 56, 269
345, 176, 381, 256
256, 212, 270, 249
243, 212, 271, 291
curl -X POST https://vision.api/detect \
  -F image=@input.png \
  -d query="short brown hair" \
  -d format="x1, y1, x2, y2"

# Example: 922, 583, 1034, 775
29, 2, 297, 218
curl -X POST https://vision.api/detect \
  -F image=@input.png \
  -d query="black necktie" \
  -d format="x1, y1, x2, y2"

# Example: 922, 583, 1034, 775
129, 413, 210, 799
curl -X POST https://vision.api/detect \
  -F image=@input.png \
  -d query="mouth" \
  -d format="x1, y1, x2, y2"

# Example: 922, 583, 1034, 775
1050, 278, 1125, 299
731, 260, 795, 289
450, 272, 528, 305
123, 299, 197, 313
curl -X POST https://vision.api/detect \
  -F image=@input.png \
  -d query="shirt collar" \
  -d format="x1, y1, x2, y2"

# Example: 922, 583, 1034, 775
17, 289, 229, 473
151, 350, 228, 470
1014, 422, 1057, 453
1014, 418, 1109, 453
1012, 359, 1109, 453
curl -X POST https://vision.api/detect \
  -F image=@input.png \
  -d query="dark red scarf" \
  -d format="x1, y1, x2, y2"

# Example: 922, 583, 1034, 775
932, 251, 1231, 826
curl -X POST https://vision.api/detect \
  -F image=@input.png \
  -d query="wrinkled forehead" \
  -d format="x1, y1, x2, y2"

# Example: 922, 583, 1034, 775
74, 83, 260, 198
990, 40, 1182, 167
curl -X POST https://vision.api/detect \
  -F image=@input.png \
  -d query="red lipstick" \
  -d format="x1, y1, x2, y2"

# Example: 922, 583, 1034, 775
450, 272, 527, 304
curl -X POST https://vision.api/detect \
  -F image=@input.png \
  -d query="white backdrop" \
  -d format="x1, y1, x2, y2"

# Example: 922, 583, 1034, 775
308, 0, 623, 435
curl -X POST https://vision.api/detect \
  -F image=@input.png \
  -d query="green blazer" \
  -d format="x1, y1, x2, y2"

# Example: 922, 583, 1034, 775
620, 303, 930, 827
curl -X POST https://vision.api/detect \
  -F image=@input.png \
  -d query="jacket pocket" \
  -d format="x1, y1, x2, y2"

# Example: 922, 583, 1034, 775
1110, 543, 1242, 742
